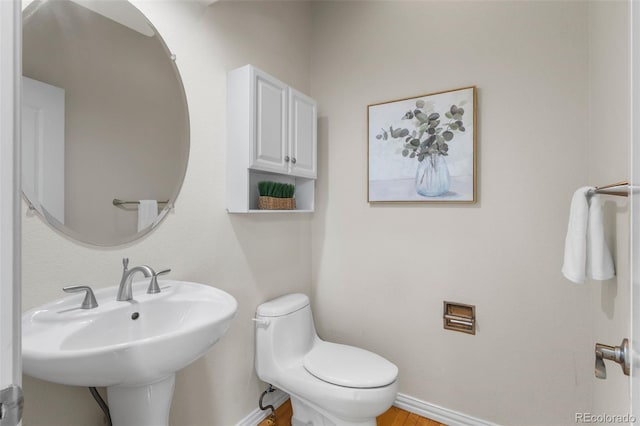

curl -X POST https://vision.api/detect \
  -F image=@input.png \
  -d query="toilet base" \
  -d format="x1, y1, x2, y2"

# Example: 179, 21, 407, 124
290, 396, 376, 426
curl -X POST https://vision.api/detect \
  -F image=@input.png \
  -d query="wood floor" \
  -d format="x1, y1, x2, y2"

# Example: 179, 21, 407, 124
376, 406, 445, 426
257, 400, 446, 426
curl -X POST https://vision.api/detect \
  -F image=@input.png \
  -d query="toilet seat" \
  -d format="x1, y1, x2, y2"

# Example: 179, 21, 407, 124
303, 341, 398, 389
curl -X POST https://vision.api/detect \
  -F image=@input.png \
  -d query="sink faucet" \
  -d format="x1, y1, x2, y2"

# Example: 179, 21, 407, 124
116, 258, 155, 301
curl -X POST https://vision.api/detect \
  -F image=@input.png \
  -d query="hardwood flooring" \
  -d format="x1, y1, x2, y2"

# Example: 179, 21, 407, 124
257, 400, 446, 426
376, 406, 445, 426
257, 399, 293, 426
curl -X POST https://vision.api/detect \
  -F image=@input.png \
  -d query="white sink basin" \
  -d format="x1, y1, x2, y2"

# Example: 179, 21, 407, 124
22, 280, 237, 426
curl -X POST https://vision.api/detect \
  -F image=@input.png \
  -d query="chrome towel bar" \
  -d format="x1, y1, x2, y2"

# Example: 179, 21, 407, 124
112, 199, 169, 207
589, 181, 629, 197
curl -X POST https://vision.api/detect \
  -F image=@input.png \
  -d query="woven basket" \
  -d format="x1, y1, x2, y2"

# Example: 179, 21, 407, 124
258, 196, 296, 210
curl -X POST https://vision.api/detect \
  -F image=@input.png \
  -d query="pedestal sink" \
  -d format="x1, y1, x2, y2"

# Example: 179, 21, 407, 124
22, 280, 238, 426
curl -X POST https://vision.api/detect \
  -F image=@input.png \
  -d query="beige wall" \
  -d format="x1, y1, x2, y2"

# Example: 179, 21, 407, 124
21, 1, 632, 426
23, 0, 188, 245
21, 1, 312, 425
309, 2, 593, 425
588, 0, 631, 417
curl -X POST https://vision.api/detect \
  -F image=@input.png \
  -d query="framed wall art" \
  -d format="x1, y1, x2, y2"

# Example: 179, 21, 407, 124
368, 86, 477, 203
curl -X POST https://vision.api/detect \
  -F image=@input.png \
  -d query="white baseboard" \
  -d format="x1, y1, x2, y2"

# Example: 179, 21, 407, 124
235, 388, 289, 426
395, 393, 499, 426
236, 391, 497, 426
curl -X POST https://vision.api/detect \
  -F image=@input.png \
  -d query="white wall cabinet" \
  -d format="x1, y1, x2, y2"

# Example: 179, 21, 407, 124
227, 64, 317, 213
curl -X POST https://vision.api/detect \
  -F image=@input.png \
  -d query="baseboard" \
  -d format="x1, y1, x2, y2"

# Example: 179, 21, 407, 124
235, 388, 289, 426
236, 390, 497, 426
395, 393, 499, 426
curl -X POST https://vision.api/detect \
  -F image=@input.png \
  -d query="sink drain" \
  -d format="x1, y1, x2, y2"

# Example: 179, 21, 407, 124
131, 312, 140, 320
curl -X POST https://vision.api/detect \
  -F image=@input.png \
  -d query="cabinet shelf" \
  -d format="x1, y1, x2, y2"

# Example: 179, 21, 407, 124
242, 209, 314, 214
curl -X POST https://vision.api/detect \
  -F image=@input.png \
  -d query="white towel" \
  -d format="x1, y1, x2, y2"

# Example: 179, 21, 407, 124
137, 200, 158, 232
561, 187, 615, 284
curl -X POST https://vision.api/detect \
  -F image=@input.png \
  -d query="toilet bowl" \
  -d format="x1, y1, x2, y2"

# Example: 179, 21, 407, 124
254, 293, 398, 426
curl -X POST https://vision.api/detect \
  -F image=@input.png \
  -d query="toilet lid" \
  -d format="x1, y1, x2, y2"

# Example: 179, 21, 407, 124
303, 342, 398, 388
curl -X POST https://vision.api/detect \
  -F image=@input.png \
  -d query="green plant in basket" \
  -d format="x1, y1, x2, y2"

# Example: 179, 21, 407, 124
258, 181, 295, 198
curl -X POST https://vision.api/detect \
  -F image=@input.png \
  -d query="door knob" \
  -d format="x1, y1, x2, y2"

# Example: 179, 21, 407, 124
595, 338, 629, 379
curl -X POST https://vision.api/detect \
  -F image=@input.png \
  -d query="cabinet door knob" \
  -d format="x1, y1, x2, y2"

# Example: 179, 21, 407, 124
291, 157, 297, 164
285, 156, 290, 162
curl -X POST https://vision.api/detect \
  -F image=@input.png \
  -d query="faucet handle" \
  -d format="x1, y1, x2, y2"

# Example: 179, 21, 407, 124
63, 285, 99, 309
122, 258, 129, 270
147, 269, 171, 294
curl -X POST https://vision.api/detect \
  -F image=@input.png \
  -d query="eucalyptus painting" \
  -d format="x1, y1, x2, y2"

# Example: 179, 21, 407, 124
368, 86, 476, 203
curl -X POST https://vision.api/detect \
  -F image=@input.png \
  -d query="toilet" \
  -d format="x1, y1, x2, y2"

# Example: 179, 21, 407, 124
254, 293, 398, 426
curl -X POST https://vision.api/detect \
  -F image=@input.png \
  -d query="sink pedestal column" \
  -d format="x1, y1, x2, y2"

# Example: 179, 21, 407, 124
107, 374, 175, 426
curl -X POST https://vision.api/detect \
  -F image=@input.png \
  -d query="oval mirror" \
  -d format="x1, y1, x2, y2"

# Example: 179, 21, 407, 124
22, 0, 189, 246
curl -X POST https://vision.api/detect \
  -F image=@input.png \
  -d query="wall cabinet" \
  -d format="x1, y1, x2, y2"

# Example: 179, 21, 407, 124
227, 65, 317, 213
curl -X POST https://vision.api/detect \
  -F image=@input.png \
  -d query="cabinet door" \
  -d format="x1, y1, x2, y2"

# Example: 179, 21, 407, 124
252, 69, 288, 173
288, 88, 317, 178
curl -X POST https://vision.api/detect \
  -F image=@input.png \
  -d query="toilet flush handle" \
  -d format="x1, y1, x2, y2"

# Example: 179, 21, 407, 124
252, 317, 270, 328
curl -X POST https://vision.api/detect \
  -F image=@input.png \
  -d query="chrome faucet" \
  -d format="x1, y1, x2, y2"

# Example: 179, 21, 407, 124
116, 258, 155, 301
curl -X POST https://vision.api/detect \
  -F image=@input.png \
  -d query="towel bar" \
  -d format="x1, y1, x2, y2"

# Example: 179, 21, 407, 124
113, 199, 170, 207
590, 181, 629, 197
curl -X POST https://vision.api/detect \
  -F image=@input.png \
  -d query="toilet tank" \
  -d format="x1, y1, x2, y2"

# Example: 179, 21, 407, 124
255, 294, 317, 381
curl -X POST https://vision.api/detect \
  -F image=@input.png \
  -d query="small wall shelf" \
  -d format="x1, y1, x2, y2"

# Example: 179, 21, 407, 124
246, 209, 315, 214
247, 170, 315, 212
226, 65, 317, 213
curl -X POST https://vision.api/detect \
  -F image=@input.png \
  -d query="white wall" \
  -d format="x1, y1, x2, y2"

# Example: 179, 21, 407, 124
588, 0, 631, 417
21, 1, 632, 426
309, 2, 593, 425
21, 1, 312, 425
